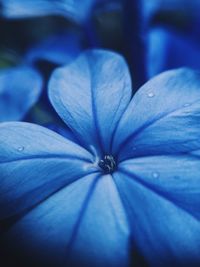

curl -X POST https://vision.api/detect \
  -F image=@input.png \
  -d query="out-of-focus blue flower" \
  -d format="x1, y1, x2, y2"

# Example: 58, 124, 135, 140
0, 32, 80, 122
26, 32, 81, 66
0, 66, 42, 122
142, 0, 200, 80
0, 0, 97, 23
1, 50, 200, 267
147, 27, 200, 77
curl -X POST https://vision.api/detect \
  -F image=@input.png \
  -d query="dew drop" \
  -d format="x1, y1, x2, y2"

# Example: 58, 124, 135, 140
147, 92, 155, 98
152, 172, 159, 178
17, 146, 24, 152
183, 103, 190, 107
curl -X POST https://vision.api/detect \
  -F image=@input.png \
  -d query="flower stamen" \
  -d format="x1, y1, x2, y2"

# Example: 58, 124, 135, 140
98, 155, 116, 174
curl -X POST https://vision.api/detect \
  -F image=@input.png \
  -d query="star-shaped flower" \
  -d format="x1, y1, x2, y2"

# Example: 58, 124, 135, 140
0, 50, 200, 267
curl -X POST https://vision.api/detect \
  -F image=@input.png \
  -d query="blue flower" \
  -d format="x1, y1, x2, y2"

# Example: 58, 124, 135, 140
0, 49, 200, 267
143, 0, 200, 77
147, 27, 200, 77
0, 32, 80, 122
26, 32, 81, 66
0, 66, 42, 122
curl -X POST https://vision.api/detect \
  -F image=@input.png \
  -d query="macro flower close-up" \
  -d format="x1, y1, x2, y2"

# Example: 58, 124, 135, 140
1, 0, 200, 266
0, 50, 200, 267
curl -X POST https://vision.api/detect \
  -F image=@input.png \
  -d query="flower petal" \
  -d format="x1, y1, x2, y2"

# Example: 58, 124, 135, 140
44, 123, 79, 143
26, 33, 81, 66
1, 174, 130, 267
0, 122, 93, 221
1, 0, 96, 23
114, 167, 200, 266
112, 68, 200, 160
119, 156, 200, 220
48, 49, 132, 154
0, 66, 42, 122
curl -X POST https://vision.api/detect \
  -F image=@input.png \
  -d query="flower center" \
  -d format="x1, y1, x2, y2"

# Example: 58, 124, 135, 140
98, 155, 116, 174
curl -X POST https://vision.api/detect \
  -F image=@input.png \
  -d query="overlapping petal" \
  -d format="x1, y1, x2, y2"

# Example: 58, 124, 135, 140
114, 170, 200, 266
45, 123, 79, 143
0, 122, 93, 221
1, 174, 130, 267
0, 66, 42, 122
48, 50, 132, 155
112, 68, 200, 160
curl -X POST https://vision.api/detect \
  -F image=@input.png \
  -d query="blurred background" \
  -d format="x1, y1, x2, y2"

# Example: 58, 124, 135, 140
0, 0, 200, 128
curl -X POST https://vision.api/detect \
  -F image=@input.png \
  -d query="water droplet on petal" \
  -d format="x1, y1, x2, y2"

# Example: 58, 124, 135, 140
152, 172, 159, 178
147, 92, 155, 98
17, 146, 24, 152
183, 103, 190, 107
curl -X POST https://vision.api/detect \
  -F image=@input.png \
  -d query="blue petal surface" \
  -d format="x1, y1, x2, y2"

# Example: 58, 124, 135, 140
0, 66, 42, 122
120, 156, 200, 220
1, 174, 130, 267
0, 122, 93, 220
0, 0, 96, 23
114, 169, 200, 266
49, 50, 132, 155
44, 123, 79, 143
26, 33, 81, 66
112, 68, 200, 160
